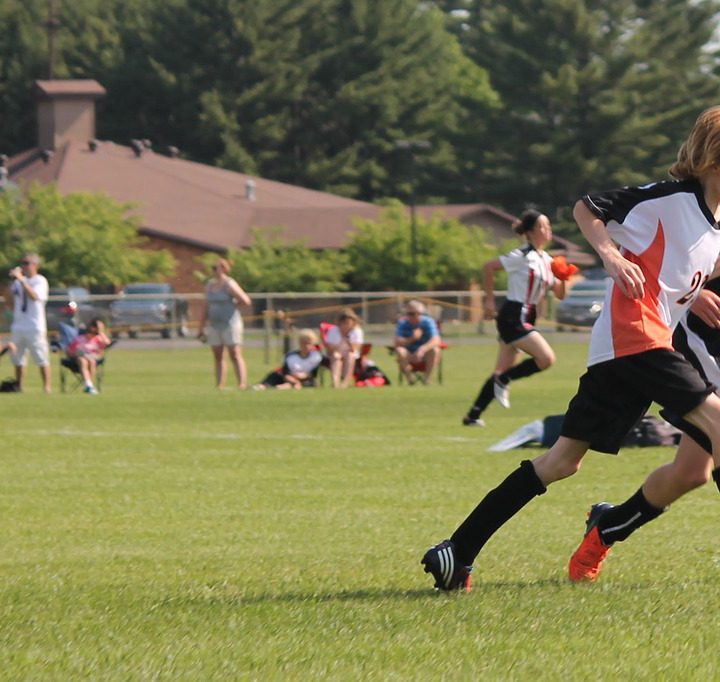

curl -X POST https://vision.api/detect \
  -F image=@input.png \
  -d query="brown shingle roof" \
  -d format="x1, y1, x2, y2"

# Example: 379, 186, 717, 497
9, 140, 380, 250
7, 139, 594, 264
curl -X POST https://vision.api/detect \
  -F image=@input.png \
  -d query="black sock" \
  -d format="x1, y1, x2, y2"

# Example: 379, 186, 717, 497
713, 467, 720, 494
596, 488, 664, 545
498, 358, 542, 384
450, 460, 546, 565
467, 377, 495, 419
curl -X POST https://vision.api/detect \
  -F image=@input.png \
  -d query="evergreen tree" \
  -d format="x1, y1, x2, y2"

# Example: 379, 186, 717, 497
460, 0, 720, 217
116, 0, 496, 201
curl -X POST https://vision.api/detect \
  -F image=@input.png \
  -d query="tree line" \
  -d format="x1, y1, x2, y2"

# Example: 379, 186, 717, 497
2, 0, 718, 225
0, 186, 499, 291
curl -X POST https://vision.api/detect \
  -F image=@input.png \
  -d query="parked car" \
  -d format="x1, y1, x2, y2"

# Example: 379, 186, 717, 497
555, 279, 610, 330
46, 286, 109, 332
109, 283, 189, 339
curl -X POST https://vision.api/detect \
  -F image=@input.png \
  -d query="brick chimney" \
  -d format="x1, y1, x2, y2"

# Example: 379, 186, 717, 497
33, 79, 106, 151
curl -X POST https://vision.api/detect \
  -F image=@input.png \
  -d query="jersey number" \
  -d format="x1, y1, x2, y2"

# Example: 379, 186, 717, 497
676, 271, 708, 305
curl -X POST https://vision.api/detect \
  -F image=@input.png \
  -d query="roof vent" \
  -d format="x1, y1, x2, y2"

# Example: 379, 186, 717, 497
142, 139, 152, 150
130, 139, 144, 157
0, 154, 7, 167
88, 139, 98, 152
41, 149, 54, 164
167, 146, 179, 158
245, 178, 257, 201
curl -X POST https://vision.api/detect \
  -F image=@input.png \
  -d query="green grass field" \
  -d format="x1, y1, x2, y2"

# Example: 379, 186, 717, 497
1, 339, 718, 680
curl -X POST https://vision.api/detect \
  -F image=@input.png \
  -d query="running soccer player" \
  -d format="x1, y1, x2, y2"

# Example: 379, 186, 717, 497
462, 210, 573, 426
422, 105, 720, 592
568, 277, 720, 581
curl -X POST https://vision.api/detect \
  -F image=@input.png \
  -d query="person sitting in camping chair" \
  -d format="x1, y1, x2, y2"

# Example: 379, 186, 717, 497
65, 318, 110, 395
393, 300, 442, 385
323, 308, 364, 388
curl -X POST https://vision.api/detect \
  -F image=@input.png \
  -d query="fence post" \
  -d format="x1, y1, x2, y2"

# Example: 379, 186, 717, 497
263, 297, 274, 364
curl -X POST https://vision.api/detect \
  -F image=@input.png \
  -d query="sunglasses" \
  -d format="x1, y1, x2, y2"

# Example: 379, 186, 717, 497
21, 260, 31, 265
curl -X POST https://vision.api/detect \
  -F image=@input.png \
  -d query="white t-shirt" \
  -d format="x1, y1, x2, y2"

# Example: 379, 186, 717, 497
11, 274, 49, 333
325, 324, 364, 347
583, 178, 720, 366
284, 349, 323, 376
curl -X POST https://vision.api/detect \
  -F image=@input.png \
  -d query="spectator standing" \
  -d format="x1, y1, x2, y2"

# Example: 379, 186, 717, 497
394, 300, 441, 385
9, 253, 50, 392
197, 258, 251, 389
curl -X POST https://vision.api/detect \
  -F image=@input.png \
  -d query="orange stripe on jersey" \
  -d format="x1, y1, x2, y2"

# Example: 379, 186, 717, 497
610, 219, 672, 357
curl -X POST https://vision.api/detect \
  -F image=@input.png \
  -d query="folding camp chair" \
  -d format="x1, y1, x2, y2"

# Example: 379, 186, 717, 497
55, 322, 114, 393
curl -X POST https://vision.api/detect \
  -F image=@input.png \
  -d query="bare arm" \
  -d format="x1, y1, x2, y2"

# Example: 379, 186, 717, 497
573, 200, 645, 299
95, 320, 111, 346
10, 270, 41, 301
197, 295, 208, 338
690, 287, 720, 329
395, 326, 421, 348
552, 279, 567, 301
227, 279, 251, 307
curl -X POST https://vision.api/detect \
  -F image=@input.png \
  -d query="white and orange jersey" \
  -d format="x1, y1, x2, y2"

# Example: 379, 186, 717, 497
583, 178, 720, 366
499, 244, 555, 307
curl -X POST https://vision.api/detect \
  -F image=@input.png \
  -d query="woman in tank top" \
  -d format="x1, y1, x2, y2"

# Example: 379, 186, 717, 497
197, 258, 251, 389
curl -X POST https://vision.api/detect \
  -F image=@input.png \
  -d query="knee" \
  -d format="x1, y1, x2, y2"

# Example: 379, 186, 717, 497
535, 350, 555, 371
676, 462, 712, 491
534, 441, 586, 485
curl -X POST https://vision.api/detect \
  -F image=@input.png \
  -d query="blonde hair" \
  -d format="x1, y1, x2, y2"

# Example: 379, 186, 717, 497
298, 328, 318, 345
669, 106, 720, 180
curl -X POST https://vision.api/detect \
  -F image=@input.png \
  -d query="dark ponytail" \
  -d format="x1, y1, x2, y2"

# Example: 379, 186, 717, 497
512, 209, 541, 235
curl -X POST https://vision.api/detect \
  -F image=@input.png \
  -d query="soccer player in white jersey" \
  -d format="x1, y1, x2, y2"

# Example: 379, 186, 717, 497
462, 210, 571, 426
422, 106, 720, 592
568, 276, 720, 581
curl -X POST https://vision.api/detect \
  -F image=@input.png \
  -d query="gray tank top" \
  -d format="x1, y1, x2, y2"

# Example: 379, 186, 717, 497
207, 281, 241, 328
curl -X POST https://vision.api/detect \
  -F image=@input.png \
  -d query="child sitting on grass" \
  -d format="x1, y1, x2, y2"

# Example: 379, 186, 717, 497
253, 329, 322, 390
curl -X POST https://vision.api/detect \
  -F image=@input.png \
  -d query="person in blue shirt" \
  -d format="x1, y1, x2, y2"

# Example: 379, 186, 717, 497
394, 300, 441, 385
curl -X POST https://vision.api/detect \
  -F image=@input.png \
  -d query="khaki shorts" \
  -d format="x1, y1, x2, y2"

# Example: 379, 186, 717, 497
206, 318, 244, 347
12, 328, 50, 367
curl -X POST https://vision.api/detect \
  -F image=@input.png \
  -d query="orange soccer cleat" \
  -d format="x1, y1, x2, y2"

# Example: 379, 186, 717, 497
568, 503, 614, 582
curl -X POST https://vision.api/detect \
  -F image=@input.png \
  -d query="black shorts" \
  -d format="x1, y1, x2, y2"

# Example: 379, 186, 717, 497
560, 348, 713, 454
496, 301, 537, 344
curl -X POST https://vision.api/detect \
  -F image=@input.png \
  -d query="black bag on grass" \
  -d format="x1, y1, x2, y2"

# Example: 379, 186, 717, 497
0, 378, 20, 393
